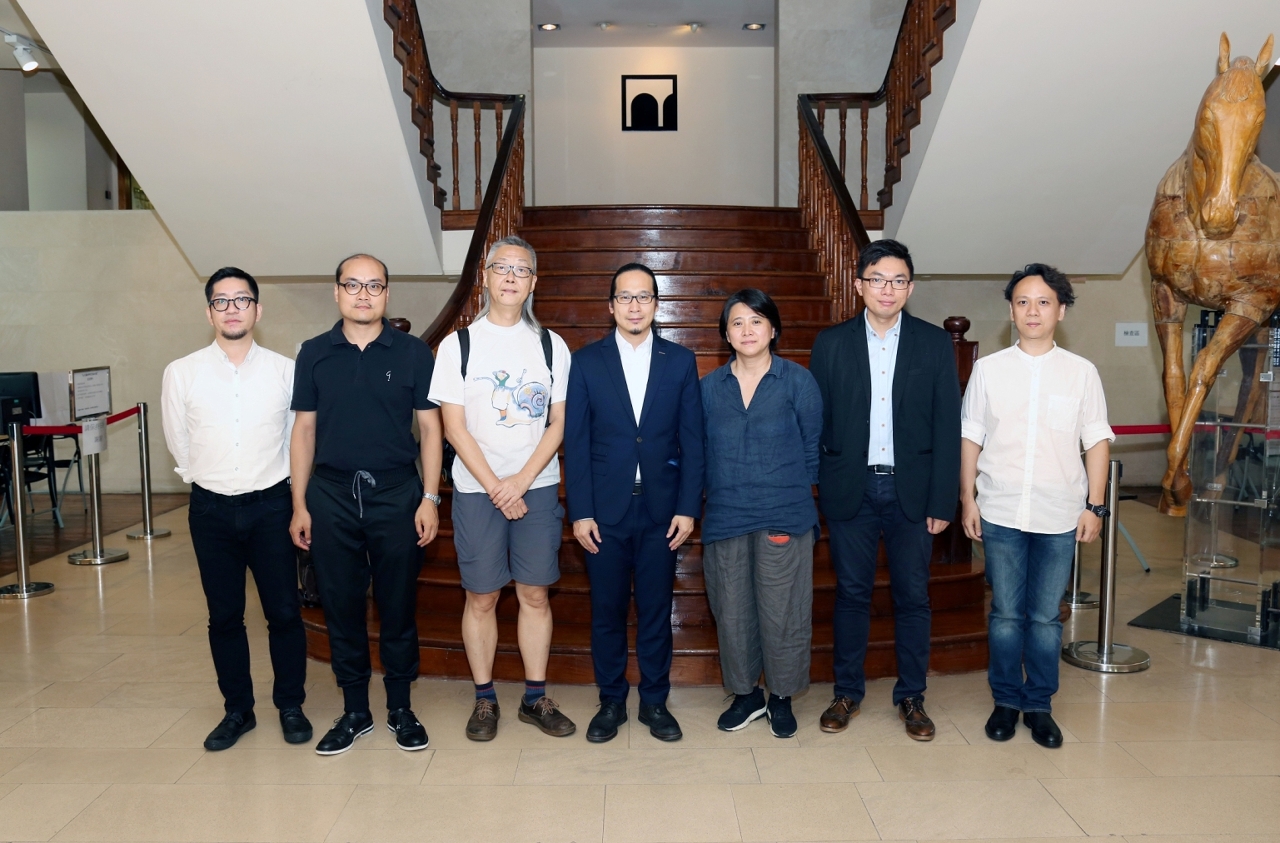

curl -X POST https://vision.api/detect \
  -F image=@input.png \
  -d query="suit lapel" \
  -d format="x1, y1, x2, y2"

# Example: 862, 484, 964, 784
600, 335, 638, 430
892, 313, 915, 417
637, 336, 668, 430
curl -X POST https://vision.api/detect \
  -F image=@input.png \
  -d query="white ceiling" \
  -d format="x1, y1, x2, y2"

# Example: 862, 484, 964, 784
531, 0, 776, 47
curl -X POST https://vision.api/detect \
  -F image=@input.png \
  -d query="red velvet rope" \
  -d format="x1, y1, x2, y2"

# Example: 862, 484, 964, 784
1111, 424, 1171, 435
21, 405, 140, 436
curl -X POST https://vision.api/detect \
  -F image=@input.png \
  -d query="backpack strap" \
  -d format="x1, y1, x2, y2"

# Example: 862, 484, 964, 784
458, 326, 470, 380
540, 330, 554, 429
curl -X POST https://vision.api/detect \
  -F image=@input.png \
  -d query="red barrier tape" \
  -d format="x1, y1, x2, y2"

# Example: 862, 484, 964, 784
1112, 424, 1172, 435
22, 405, 140, 436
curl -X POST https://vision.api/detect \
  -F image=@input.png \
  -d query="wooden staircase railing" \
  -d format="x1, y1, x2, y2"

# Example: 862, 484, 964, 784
380, 0, 526, 349
803, 0, 957, 227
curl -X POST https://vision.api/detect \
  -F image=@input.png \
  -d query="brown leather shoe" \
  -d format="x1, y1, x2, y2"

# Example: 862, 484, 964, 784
518, 696, 576, 737
465, 698, 500, 742
898, 696, 935, 741
819, 696, 860, 733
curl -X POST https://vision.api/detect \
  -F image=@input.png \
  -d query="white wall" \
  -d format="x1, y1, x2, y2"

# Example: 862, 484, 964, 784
24, 87, 86, 210
534, 46, 775, 206
0, 71, 27, 211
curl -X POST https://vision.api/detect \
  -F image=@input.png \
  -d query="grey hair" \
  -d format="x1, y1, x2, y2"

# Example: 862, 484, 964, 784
477, 235, 542, 334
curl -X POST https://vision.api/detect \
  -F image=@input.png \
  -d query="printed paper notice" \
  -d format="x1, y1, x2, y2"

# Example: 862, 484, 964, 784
81, 417, 107, 455
71, 367, 111, 421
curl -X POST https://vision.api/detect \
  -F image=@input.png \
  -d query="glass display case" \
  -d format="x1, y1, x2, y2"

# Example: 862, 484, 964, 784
1182, 313, 1280, 646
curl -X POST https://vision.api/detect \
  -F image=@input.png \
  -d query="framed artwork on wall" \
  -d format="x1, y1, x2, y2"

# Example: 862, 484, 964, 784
622, 75, 677, 131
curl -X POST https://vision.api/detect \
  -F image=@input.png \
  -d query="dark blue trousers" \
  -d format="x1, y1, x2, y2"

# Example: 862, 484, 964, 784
585, 493, 676, 705
828, 472, 932, 705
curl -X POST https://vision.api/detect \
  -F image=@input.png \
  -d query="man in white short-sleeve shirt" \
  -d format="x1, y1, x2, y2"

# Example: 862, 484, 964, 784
960, 263, 1114, 750
428, 235, 576, 742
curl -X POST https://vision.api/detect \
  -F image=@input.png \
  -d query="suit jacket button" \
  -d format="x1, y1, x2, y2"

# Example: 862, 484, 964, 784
636, 436, 643, 443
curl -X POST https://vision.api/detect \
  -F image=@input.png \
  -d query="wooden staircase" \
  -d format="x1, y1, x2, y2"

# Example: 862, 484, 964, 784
301, 204, 989, 684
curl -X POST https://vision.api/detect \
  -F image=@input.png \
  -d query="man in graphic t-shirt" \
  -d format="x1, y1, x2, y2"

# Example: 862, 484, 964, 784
427, 236, 575, 742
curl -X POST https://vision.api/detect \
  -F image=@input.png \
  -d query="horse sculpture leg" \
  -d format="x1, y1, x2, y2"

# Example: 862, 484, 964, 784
1152, 281, 1189, 435
1160, 312, 1260, 514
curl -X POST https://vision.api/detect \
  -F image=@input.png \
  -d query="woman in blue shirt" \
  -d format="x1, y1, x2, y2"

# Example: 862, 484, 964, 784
701, 288, 822, 739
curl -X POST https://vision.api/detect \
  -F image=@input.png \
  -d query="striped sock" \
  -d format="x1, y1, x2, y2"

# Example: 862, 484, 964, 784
524, 680, 546, 706
474, 681, 497, 703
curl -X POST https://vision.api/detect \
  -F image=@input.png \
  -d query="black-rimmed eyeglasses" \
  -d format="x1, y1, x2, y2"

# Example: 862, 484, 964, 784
208, 296, 257, 312
612, 292, 656, 304
859, 276, 910, 290
338, 280, 386, 296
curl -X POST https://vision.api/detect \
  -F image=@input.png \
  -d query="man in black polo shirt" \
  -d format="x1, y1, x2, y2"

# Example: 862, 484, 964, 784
289, 253, 443, 755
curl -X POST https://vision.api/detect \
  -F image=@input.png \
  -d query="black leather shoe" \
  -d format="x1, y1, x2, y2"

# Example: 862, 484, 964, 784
387, 708, 429, 751
586, 701, 628, 743
279, 708, 313, 744
204, 711, 256, 751
638, 702, 682, 742
315, 711, 374, 756
1023, 711, 1063, 748
984, 705, 1019, 742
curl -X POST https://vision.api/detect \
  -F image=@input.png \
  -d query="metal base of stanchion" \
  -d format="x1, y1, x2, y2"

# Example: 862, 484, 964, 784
0, 582, 54, 599
67, 548, 128, 566
1061, 641, 1151, 673
125, 528, 171, 541
1065, 590, 1100, 609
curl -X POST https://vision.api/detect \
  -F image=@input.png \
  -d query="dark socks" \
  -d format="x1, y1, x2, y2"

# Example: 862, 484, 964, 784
475, 681, 497, 703
524, 680, 546, 706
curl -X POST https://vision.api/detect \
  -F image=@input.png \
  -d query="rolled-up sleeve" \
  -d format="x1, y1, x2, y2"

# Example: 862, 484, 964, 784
960, 362, 988, 445
1080, 365, 1115, 450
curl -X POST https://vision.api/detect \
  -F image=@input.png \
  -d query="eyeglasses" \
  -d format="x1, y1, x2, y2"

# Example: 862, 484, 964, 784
487, 263, 533, 278
208, 296, 257, 312
859, 276, 910, 290
612, 292, 656, 305
338, 280, 386, 296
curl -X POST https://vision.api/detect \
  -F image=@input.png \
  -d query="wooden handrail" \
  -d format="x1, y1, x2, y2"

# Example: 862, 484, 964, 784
798, 95, 872, 323
421, 97, 526, 348
802, 0, 956, 214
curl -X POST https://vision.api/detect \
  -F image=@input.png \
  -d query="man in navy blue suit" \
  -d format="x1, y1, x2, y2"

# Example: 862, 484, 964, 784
564, 263, 705, 743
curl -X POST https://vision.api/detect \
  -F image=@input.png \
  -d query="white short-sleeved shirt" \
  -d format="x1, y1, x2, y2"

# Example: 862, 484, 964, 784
961, 342, 1114, 534
428, 316, 570, 494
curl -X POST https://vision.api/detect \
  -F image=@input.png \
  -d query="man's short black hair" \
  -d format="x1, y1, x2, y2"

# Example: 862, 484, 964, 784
335, 253, 390, 286
609, 262, 659, 299
857, 238, 914, 282
205, 267, 259, 302
1004, 263, 1075, 308
719, 288, 782, 352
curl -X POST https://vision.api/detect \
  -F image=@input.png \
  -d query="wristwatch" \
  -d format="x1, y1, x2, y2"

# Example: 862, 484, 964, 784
1084, 501, 1110, 518
422, 492, 442, 505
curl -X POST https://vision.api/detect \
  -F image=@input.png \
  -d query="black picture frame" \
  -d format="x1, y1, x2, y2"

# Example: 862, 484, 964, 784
621, 75, 677, 132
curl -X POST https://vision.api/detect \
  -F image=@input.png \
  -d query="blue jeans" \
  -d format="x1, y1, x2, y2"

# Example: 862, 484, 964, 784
981, 519, 1075, 713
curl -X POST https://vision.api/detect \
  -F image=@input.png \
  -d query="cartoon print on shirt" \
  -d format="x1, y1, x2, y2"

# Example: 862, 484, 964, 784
474, 369, 549, 427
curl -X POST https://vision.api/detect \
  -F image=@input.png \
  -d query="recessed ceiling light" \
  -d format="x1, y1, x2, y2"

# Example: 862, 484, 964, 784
689, 22, 702, 32
537, 23, 560, 31
597, 22, 610, 31
743, 23, 766, 31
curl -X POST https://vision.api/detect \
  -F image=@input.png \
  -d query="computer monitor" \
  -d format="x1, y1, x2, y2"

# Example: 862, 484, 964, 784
0, 371, 42, 422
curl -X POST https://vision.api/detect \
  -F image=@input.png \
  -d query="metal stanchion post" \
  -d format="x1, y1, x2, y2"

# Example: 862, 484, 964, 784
1, 423, 54, 598
68, 444, 128, 566
1064, 541, 1099, 609
1062, 459, 1150, 673
127, 403, 170, 541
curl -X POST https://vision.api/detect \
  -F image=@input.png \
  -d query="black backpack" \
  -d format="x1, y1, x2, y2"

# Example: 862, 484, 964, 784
440, 326, 554, 486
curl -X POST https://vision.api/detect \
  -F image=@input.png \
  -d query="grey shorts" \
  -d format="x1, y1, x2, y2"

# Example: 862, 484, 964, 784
452, 484, 564, 593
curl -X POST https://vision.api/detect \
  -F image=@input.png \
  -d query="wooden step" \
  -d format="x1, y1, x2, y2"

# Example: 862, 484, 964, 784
532, 248, 820, 273
523, 205, 804, 229
549, 323, 823, 352
521, 226, 810, 250
535, 296, 834, 326
533, 271, 828, 298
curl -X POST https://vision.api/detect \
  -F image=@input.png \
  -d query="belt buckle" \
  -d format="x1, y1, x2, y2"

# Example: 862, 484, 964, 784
873, 464, 893, 475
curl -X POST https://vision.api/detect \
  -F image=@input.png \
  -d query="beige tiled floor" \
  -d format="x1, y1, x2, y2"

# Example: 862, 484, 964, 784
0, 500, 1273, 841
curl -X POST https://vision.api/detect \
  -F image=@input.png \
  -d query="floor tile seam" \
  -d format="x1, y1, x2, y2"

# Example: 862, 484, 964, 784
1244, 698, 1280, 726
318, 781, 361, 843
34, 779, 111, 842
849, 780, 889, 841
1031, 775, 1089, 837
1112, 740, 1168, 776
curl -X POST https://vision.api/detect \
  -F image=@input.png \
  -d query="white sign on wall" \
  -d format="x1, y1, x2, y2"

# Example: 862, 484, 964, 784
1115, 322, 1149, 347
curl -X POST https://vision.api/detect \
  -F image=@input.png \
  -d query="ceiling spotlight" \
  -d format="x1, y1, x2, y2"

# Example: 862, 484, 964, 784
689, 22, 702, 32
597, 22, 610, 31
743, 22, 766, 31
537, 23, 560, 31
3, 31, 40, 71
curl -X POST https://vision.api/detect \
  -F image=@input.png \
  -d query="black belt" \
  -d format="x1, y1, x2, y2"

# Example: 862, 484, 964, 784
192, 478, 290, 503
633, 482, 644, 496
868, 464, 895, 475
314, 464, 419, 486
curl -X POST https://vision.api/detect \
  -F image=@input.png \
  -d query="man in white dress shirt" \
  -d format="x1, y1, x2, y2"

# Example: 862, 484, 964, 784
162, 267, 310, 751
960, 263, 1114, 749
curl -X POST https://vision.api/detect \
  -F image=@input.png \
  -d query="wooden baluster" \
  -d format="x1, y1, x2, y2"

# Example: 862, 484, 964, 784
495, 101, 503, 152
839, 102, 847, 179
450, 100, 460, 210
473, 101, 482, 209
860, 99, 869, 211
817, 100, 826, 130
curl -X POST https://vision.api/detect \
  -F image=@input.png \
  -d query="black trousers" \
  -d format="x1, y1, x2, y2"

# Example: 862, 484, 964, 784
188, 481, 306, 714
585, 493, 676, 705
307, 466, 423, 713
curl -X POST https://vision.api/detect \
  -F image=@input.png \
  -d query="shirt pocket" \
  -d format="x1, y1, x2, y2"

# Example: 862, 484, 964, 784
1046, 395, 1078, 433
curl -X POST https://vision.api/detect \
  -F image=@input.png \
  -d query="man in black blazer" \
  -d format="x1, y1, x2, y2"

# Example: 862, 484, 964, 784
809, 239, 960, 741
564, 263, 705, 743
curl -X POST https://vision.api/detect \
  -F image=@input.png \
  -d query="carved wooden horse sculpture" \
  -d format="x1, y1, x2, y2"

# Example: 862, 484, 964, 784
1147, 33, 1280, 515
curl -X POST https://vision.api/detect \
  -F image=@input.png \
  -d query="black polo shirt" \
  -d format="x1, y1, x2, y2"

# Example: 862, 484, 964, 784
292, 318, 437, 472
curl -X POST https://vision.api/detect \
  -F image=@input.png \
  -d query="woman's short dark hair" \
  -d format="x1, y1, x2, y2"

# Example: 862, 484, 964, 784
856, 238, 914, 282
609, 262, 658, 299
719, 288, 782, 352
205, 267, 259, 302
1004, 263, 1075, 308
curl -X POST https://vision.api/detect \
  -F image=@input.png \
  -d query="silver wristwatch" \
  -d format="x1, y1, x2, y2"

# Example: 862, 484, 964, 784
422, 492, 442, 505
